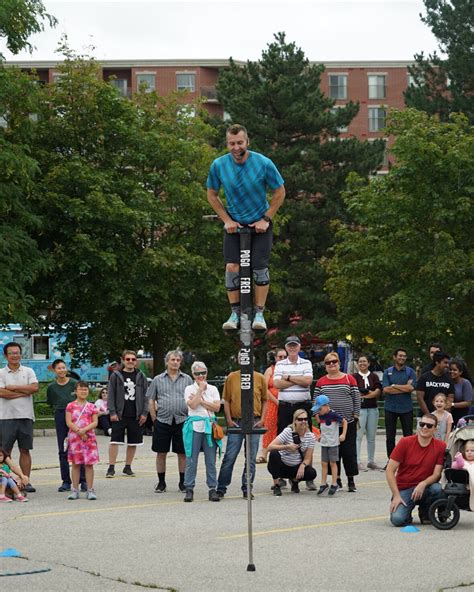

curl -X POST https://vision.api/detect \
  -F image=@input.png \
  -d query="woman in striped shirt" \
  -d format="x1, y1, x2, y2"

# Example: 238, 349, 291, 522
313, 352, 361, 492
267, 408, 316, 496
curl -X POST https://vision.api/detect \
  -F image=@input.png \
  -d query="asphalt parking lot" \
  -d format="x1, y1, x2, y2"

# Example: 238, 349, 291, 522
0, 433, 472, 591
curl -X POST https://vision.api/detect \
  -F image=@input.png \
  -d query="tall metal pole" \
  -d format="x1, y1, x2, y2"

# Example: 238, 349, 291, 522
238, 228, 255, 571
224, 225, 265, 571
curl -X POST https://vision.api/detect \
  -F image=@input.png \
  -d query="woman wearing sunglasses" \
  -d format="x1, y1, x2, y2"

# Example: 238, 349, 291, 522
267, 408, 316, 496
182, 362, 222, 503
313, 352, 361, 492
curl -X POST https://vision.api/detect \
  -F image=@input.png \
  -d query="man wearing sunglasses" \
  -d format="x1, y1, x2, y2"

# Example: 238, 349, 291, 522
386, 413, 445, 526
106, 350, 149, 478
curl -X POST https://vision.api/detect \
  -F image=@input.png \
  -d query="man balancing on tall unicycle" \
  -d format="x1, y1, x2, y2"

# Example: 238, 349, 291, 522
207, 124, 286, 331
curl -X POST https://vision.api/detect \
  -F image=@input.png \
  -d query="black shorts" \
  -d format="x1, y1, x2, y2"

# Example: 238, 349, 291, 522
0, 419, 34, 451
223, 224, 273, 269
110, 417, 143, 445
152, 419, 185, 454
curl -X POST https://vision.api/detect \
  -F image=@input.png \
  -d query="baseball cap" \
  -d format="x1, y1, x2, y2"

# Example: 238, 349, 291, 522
285, 335, 301, 345
311, 394, 330, 414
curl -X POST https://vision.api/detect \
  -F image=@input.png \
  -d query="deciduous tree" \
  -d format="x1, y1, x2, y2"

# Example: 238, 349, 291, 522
325, 109, 474, 359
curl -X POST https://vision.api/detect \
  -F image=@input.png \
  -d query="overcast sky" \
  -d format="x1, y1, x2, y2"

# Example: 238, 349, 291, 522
2, 0, 440, 63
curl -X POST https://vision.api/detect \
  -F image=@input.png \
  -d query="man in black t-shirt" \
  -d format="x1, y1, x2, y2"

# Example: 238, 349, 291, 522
106, 350, 149, 478
416, 352, 455, 415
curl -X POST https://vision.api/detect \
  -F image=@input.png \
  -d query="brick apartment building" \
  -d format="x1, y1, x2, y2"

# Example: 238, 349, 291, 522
8, 58, 416, 166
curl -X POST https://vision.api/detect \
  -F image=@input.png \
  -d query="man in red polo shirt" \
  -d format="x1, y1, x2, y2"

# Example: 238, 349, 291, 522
386, 413, 445, 526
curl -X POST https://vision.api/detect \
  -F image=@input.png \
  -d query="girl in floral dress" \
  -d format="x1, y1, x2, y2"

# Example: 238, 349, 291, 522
66, 381, 99, 500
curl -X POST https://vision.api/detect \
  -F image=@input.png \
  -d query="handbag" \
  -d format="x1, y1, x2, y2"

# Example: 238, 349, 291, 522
212, 421, 224, 441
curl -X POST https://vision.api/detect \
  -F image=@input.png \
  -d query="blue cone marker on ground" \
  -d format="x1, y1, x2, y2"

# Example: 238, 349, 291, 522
0, 548, 22, 558
401, 525, 420, 533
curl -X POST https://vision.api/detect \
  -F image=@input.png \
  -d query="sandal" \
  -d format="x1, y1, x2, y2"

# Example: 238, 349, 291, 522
256, 456, 267, 464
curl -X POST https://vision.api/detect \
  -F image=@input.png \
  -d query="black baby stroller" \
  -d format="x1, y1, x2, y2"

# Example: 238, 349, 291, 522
428, 415, 474, 530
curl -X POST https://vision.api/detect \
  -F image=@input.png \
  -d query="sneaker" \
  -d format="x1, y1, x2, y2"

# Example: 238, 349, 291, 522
222, 311, 239, 331
208, 489, 220, 502
184, 489, 194, 502
336, 478, 343, 489
348, 480, 357, 493
14, 494, 29, 502
358, 462, 368, 471
273, 484, 282, 496
305, 480, 317, 491
279, 479, 288, 488
252, 311, 267, 331
216, 490, 225, 499
0, 495, 12, 503
317, 484, 329, 496
68, 489, 79, 500
122, 466, 135, 477
58, 482, 71, 492
80, 482, 88, 492
87, 489, 97, 501
291, 481, 300, 493
367, 462, 383, 471
242, 491, 254, 499
154, 482, 166, 493
328, 485, 338, 496
24, 483, 36, 493
178, 482, 186, 493
106, 467, 115, 478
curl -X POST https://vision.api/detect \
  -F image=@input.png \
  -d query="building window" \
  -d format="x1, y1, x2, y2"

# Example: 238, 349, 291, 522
52, 72, 65, 84
368, 75, 386, 99
33, 336, 49, 359
176, 73, 195, 92
330, 107, 348, 133
368, 107, 386, 132
329, 74, 347, 100
110, 79, 128, 96
136, 73, 156, 93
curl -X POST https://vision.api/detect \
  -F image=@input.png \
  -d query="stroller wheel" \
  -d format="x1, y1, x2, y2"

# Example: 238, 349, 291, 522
428, 498, 460, 530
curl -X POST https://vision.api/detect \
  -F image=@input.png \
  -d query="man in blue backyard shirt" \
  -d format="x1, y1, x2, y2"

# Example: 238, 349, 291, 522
207, 124, 286, 331
382, 348, 417, 461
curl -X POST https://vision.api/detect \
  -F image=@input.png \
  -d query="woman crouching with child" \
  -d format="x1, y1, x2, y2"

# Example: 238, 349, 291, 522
267, 408, 316, 496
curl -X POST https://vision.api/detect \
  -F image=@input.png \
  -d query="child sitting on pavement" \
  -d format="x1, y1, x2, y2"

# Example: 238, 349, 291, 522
312, 395, 347, 496
0, 449, 29, 502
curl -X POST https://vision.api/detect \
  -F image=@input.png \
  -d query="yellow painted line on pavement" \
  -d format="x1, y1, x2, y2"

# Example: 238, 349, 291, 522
219, 515, 387, 540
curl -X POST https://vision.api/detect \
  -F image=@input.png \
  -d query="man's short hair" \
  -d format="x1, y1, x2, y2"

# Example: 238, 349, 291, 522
393, 348, 407, 357
121, 349, 137, 359
52, 359, 66, 369
164, 349, 183, 364
421, 413, 438, 427
433, 351, 450, 365
428, 342, 443, 352
3, 342, 22, 355
226, 124, 248, 138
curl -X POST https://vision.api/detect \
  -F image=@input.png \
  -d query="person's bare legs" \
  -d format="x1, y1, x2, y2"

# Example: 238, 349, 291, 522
125, 445, 137, 466
71, 464, 81, 490
85, 465, 94, 489
156, 452, 167, 473
254, 284, 269, 308
108, 443, 119, 465
19, 448, 31, 480
177, 453, 186, 473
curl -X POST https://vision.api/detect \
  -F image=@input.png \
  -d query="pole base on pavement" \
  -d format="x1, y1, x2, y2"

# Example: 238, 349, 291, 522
247, 564, 256, 572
